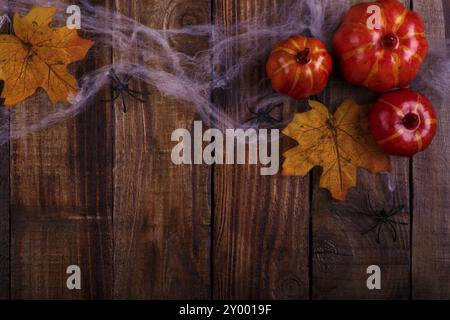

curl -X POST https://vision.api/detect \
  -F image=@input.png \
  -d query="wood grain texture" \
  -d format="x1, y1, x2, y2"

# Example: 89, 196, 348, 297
0, 111, 9, 301
212, 0, 310, 299
112, 0, 211, 299
412, 0, 450, 300
1, 0, 449, 300
10, 0, 113, 299
0, 4, 11, 300
311, 0, 411, 300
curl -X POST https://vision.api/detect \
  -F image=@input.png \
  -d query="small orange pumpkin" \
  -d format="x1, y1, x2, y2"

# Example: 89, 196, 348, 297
266, 35, 333, 100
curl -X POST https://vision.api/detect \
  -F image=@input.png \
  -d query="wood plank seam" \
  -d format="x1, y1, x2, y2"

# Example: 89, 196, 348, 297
0, 0, 12, 301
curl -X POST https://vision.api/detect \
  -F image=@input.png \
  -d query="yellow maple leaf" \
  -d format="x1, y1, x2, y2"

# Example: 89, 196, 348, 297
0, 5, 94, 106
282, 99, 391, 201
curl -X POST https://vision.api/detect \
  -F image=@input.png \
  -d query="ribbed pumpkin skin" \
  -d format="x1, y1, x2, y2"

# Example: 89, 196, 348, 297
332, 0, 428, 92
266, 35, 333, 100
369, 89, 437, 157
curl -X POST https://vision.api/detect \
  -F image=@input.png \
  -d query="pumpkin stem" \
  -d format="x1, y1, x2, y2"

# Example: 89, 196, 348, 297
296, 48, 311, 64
381, 33, 398, 48
402, 112, 420, 130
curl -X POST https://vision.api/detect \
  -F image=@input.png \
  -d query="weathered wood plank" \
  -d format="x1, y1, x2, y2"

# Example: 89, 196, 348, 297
312, 0, 411, 299
212, 0, 310, 299
0, 112, 9, 300
112, 0, 211, 299
0, 2, 11, 301
10, 0, 113, 299
412, 0, 450, 300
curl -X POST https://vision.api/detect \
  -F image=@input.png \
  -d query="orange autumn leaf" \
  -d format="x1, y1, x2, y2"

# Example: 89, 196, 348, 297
0, 5, 94, 106
282, 99, 391, 201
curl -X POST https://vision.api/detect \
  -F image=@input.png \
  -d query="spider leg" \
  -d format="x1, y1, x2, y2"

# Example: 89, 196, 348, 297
109, 69, 121, 83
388, 205, 405, 217
387, 221, 397, 242
101, 91, 121, 102
128, 89, 150, 96
248, 105, 274, 117
389, 219, 408, 225
256, 106, 275, 117
246, 108, 258, 116
106, 73, 117, 83
250, 113, 280, 126
244, 104, 282, 125
109, 95, 121, 103
266, 114, 281, 124
263, 104, 281, 117
255, 117, 271, 127
126, 91, 146, 103
376, 223, 382, 244
243, 116, 258, 124
361, 223, 379, 235
267, 105, 278, 113
120, 93, 127, 113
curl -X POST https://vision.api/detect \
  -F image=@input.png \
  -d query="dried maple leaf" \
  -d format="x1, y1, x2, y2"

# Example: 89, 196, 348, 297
0, 5, 94, 106
282, 99, 391, 201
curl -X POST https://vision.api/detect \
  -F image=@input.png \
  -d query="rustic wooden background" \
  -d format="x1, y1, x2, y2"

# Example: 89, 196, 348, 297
0, 0, 449, 300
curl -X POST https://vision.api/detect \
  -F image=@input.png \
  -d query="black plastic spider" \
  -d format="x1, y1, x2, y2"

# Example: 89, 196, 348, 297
243, 104, 283, 127
102, 69, 149, 113
358, 195, 408, 244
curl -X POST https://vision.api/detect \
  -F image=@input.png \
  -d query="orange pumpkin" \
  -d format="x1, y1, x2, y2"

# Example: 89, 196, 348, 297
266, 35, 333, 100
332, 0, 428, 92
